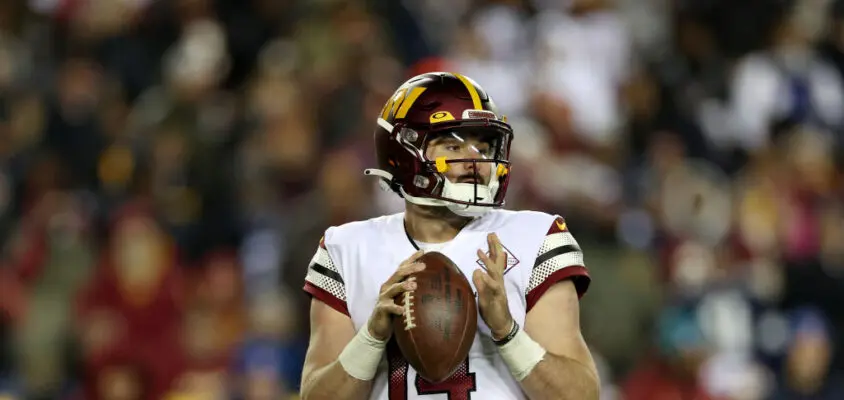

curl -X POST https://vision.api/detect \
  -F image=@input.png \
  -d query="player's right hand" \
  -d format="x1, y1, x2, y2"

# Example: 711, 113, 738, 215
367, 250, 426, 342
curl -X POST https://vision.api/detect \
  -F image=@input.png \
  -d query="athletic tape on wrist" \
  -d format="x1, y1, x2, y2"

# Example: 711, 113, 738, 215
498, 327, 547, 381
338, 327, 387, 381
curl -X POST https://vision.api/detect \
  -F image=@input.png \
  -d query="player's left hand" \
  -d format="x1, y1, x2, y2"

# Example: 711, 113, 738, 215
474, 232, 515, 340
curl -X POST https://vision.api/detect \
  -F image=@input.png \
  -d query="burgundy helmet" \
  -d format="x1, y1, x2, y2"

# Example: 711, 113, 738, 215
364, 72, 513, 217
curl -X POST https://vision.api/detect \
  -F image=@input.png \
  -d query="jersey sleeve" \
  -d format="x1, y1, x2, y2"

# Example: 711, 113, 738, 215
303, 235, 349, 316
525, 216, 591, 312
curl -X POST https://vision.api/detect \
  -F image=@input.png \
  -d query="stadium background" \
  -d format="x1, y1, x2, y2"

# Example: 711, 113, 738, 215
1, 0, 844, 398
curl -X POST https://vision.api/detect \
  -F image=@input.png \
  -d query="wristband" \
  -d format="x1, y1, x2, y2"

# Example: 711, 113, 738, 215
492, 320, 519, 346
497, 324, 547, 381
338, 326, 387, 381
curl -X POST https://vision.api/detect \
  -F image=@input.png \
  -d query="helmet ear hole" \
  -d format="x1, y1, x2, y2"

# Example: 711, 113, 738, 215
413, 175, 430, 188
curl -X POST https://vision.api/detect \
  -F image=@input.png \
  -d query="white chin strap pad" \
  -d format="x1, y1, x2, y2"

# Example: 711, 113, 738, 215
442, 182, 493, 204
364, 168, 501, 217
442, 179, 500, 217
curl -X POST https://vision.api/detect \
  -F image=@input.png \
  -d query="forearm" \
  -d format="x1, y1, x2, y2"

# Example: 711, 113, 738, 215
301, 326, 386, 400
300, 360, 374, 400
519, 353, 599, 400
495, 323, 599, 400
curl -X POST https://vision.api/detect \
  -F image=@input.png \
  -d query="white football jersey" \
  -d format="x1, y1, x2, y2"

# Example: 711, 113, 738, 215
304, 210, 591, 400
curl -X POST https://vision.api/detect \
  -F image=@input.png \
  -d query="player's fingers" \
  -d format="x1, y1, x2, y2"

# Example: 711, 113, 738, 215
477, 249, 493, 267
385, 261, 425, 285
399, 250, 425, 267
481, 270, 500, 292
475, 268, 500, 294
496, 251, 508, 277
486, 233, 497, 260
472, 269, 485, 287
491, 233, 506, 265
385, 250, 423, 285
478, 248, 502, 280
380, 303, 405, 316
472, 269, 488, 297
395, 262, 425, 281
382, 279, 416, 299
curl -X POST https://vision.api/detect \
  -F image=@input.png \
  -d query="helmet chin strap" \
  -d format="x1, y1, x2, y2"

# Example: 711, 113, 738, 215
364, 168, 397, 193
364, 168, 450, 206
364, 168, 499, 217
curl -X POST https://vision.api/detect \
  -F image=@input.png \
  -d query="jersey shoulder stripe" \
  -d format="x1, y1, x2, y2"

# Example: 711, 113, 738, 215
301, 214, 403, 317
303, 234, 349, 316
526, 216, 590, 311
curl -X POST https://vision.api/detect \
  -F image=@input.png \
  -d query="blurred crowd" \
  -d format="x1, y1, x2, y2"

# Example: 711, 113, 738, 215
0, 0, 844, 399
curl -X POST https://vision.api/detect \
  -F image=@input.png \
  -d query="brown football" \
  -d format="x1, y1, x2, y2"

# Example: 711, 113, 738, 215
392, 251, 477, 383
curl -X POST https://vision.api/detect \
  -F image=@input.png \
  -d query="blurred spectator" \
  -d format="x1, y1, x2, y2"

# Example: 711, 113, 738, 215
623, 307, 720, 400
10, 190, 94, 398
92, 357, 147, 400
76, 204, 184, 399
770, 308, 844, 400
231, 290, 303, 399
730, 1, 844, 152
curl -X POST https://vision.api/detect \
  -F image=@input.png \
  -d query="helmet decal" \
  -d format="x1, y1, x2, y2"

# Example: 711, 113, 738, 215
462, 110, 496, 120
430, 111, 455, 123
380, 87, 427, 120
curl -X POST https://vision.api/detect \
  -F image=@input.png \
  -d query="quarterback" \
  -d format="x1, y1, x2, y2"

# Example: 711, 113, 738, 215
300, 72, 598, 400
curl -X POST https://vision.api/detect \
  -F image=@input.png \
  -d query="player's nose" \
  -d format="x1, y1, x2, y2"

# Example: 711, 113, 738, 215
459, 159, 480, 178
460, 148, 485, 167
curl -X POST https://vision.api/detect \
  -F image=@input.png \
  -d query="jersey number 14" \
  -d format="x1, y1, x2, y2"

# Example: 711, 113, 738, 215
387, 339, 477, 400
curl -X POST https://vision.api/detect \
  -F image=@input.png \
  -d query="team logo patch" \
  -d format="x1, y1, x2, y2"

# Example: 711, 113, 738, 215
556, 219, 567, 232
547, 217, 569, 235
430, 111, 455, 123
476, 242, 520, 275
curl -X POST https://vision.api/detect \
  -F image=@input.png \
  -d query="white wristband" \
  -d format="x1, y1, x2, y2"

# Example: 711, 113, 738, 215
498, 327, 547, 381
338, 326, 387, 381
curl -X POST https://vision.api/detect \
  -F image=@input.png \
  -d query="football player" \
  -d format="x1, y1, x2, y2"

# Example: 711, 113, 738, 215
300, 72, 598, 399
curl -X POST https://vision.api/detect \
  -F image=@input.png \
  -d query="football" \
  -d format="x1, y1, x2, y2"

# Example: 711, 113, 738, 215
392, 251, 477, 383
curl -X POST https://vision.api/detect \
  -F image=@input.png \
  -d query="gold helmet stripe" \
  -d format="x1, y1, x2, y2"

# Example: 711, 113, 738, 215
395, 87, 427, 119
453, 73, 482, 110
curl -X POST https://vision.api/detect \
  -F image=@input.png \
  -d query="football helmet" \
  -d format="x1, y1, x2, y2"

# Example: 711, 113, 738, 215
365, 72, 513, 217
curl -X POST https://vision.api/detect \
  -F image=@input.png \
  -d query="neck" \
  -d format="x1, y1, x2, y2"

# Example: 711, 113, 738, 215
404, 202, 471, 243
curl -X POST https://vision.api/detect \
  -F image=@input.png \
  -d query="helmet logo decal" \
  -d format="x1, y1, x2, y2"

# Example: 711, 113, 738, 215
381, 87, 427, 120
430, 111, 455, 123
381, 88, 406, 119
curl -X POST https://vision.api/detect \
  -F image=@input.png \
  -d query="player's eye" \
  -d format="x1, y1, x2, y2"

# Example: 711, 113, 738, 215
476, 145, 492, 156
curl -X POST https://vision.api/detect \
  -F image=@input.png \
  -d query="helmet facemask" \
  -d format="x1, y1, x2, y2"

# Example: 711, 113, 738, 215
421, 126, 511, 216
366, 117, 513, 218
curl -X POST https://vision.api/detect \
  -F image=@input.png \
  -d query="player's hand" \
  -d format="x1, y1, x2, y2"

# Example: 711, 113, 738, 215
474, 233, 514, 340
367, 250, 426, 342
